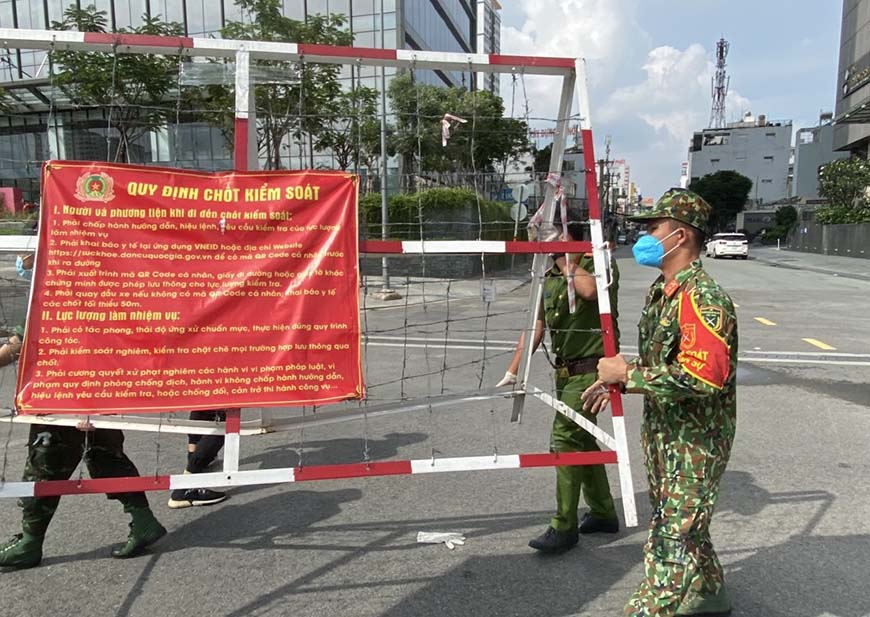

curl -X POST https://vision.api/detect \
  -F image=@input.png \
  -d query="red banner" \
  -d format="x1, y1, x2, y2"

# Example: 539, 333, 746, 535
16, 162, 363, 415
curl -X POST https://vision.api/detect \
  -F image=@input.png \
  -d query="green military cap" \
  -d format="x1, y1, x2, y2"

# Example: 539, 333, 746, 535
629, 188, 712, 236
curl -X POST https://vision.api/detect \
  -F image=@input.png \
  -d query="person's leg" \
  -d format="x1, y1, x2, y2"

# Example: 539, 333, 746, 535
1, 426, 83, 569
625, 437, 731, 617
186, 410, 226, 473
85, 429, 166, 559
168, 410, 228, 509
559, 373, 617, 526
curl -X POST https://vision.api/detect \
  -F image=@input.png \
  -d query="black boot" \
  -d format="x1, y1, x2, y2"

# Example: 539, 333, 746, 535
579, 512, 620, 534
528, 526, 579, 554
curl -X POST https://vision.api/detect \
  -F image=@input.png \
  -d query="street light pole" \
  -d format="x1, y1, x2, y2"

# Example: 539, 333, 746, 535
374, 0, 400, 301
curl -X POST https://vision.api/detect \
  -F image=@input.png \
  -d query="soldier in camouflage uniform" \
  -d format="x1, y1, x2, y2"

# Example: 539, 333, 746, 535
0, 256, 166, 570
499, 216, 621, 553
582, 189, 737, 616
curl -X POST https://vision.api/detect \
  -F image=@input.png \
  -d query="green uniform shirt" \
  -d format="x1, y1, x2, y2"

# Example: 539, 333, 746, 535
627, 260, 738, 442
541, 254, 620, 360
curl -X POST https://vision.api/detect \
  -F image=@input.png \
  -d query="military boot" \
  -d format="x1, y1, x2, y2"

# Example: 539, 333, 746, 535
676, 586, 732, 616
0, 532, 43, 570
111, 507, 167, 559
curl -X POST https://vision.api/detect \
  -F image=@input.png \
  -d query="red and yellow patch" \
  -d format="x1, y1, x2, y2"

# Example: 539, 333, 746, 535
677, 292, 730, 389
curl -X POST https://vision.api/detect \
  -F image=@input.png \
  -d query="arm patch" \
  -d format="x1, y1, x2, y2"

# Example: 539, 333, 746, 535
677, 292, 731, 389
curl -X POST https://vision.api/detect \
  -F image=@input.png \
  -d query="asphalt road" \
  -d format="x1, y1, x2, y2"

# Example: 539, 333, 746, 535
1, 252, 868, 617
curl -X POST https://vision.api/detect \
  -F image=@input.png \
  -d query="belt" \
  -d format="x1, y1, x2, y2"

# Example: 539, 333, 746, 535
554, 356, 601, 376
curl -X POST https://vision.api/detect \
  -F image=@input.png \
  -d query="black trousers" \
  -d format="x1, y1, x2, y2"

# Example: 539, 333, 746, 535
186, 410, 227, 473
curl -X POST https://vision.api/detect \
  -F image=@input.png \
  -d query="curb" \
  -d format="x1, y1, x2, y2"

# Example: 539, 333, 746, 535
753, 256, 870, 282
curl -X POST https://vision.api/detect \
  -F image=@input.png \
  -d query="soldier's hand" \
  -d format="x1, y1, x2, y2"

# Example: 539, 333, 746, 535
596, 355, 629, 385
580, 379, 608, 412
495, 371, 517, 387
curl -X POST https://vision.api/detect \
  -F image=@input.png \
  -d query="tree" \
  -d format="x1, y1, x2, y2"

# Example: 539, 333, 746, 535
197, 0, 352, 170
816, 156, 870, 224
389, 74, 530, 182
689, 170, 753, 233
533, 143, 553, 174
314, 86, 382, 171
51, 5, 184, 163
774, 204, 798, 230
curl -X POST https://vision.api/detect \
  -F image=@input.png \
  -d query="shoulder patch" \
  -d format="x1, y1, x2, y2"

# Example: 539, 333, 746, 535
664, 279, 681, 298
699, 305, 724, 332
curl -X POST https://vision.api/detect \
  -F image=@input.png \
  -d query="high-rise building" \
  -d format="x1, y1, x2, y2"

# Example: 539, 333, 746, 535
0, 0, 499, 198
833, 0, 870, 155
793, 112, 848, 199
687, 112, 792, 207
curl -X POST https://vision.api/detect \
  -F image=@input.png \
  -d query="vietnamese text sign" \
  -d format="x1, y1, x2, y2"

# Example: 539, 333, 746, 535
16, 162, 362, 414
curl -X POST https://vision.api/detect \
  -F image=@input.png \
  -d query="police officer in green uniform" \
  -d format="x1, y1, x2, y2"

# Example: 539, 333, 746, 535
583, 189, 737, 616
0, 254, 166, 570
499, 216, 621, 553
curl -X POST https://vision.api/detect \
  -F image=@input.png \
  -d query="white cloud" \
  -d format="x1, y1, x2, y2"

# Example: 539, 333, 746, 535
604, 44, 751, 144
499, 0, 646, 123
498, 4, 753, 194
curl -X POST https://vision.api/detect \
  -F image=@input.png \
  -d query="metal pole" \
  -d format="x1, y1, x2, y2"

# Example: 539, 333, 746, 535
379, 0, 392, 294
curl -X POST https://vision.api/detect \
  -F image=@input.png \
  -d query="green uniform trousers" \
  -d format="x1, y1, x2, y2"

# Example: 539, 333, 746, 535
624, 427, 731, 616
549, 370, 616, 531
20, 424, 148, 537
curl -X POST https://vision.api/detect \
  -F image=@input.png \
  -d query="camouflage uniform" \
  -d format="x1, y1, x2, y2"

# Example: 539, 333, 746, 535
543, 254, 620, 531
624, 190, 738, 616
21, 424, 149, 536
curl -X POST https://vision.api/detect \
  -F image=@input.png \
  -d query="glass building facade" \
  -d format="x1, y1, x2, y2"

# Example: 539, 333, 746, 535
0, 0, 499, 199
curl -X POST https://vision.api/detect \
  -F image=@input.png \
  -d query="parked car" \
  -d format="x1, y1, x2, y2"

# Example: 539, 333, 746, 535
705, 232, 749, 259
616, 232, 627, 245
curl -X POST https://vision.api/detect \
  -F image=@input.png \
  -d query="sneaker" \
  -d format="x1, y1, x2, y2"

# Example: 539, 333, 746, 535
579, 512, 620, 534
0, 533, 43, 570
528, 526, 579, 554
167, 488, 227, 509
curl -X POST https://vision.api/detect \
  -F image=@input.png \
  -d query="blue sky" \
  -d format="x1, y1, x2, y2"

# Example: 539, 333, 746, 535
498, 0, 843, 198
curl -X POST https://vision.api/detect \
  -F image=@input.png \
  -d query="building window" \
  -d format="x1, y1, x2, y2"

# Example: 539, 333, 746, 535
764, 156, 774, 164
761, 179, 773, 184
703, 133, 729, 146
710, 158, 720, 165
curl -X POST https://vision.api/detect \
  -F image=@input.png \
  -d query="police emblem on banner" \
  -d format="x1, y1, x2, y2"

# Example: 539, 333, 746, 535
75, 171, 116, 203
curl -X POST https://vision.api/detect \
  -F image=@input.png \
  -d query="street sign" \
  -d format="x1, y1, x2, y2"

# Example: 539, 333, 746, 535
510, 202, 528, 222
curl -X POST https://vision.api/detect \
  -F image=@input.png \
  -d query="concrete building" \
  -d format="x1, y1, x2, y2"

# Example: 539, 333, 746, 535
0, 0, 498, 199
687, 112, 793, 207
793, 113, 849, 199
833, 0, 870, 155
476, 0, 501, 95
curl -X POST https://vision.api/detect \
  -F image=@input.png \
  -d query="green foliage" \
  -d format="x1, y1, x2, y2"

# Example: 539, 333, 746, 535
688, 170, 753, 233
388, 74, 530, 176
359, 188, 515, 240
195, 0, 352, 169
774, 204, 798, 229
817, 157, 870, 224
51, 5, 184, 163
314, 86, 386, 171
534, 144, 553, 173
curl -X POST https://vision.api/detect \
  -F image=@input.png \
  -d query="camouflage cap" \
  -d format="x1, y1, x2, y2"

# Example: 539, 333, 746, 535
628, 188, 712, 235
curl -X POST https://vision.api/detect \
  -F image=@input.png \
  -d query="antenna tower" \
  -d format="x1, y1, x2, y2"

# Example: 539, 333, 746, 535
709, 38, 730, 129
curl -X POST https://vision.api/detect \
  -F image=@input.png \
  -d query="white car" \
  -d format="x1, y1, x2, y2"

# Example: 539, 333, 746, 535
705, 233, 749, 260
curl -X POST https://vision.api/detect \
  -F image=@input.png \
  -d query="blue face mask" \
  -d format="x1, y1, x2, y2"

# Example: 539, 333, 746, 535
632, 230, 680, 268
16, 255, 33, 281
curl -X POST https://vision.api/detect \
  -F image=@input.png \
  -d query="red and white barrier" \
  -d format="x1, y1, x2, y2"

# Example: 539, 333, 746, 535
0, 450, 618, 499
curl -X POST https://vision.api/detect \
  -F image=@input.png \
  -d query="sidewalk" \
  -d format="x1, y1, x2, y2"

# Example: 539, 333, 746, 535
751, 246, 870, 282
